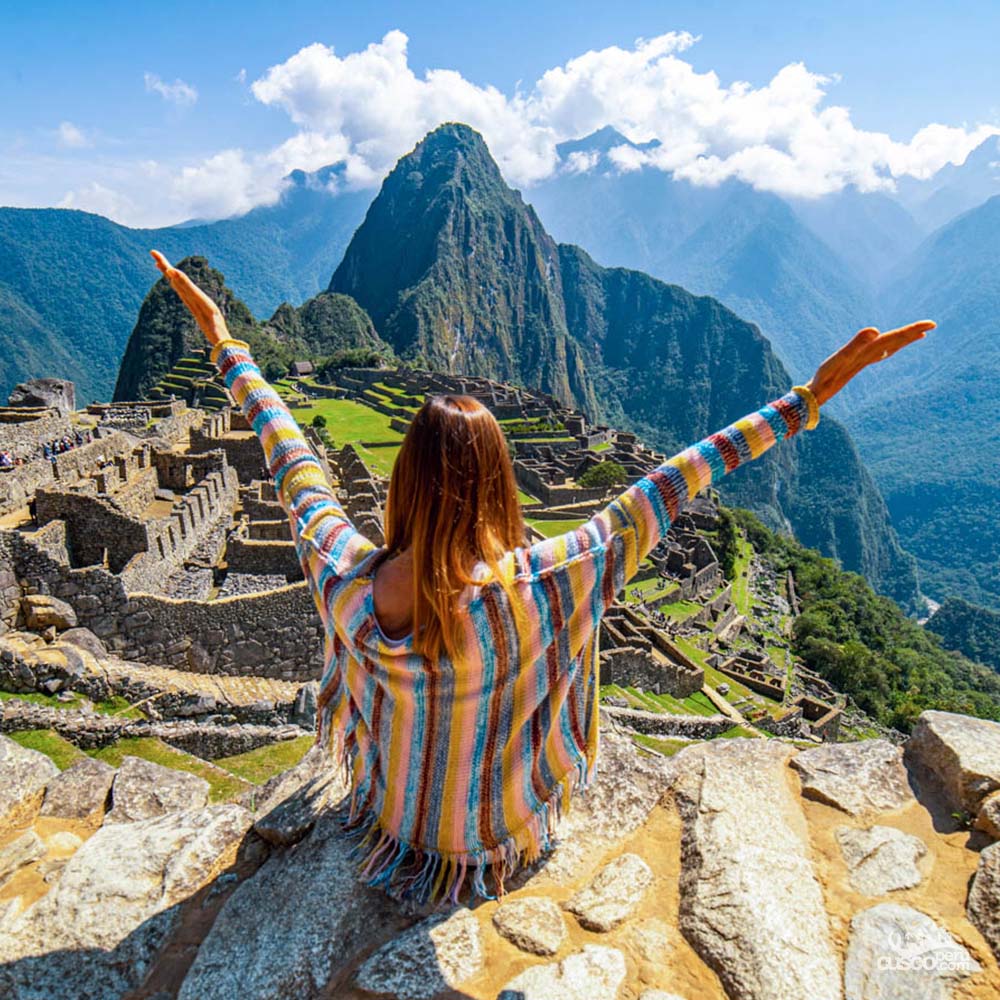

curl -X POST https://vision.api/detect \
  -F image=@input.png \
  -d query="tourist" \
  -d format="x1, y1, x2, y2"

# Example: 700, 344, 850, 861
150, 247, 933, 905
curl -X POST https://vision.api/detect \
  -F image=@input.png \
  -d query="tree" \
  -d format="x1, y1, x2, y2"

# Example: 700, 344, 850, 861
311, 413, 327, 429
578, 460, 628, 489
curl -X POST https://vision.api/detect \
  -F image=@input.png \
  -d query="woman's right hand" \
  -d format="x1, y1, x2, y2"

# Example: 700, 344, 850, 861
149, 249, 230, 347
805, 321, 935, 406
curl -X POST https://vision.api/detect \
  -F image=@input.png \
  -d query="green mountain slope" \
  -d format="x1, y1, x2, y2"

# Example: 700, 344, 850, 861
927, 598, 1000, 674
0, 167, 368, 401
846, 195, 1000, 608
330, 123, 918, 607
114, 256, 384, 401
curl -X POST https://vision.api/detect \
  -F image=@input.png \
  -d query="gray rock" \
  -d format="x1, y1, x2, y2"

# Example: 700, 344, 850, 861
639, 993, 688, 1000
58, 627, 107, 658
844, 902, 980, 999
974, 790, 1000, 840
0, 830, 45, 887
291, 681, 318, 729
20, 594, 78, 631
0, 897, 21, 932
7, 377, 75, 415
564, 852, 653, 932
791, 740, 914, 817
105, 755, 209, 824
497, 945, 626, 1000
0, 734, 59, 831
967, 841, 1000, 961
905, 709, 1000, 815
178, 810, 402, 999
531, 727, 675, 886
45, 831, 83, 853
248, 744, 347, 846
355, 907, 483, 999
0, 804, 251, 1000
674, 739, 841, 1000
41, 757, 116, 820
836, 825, 927, 896
493, 896, 567, 955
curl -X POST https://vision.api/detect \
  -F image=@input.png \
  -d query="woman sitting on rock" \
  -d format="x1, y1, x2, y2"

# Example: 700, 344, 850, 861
150, 249, 931, 905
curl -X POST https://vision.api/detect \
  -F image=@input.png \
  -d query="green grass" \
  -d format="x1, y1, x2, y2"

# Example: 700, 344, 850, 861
731, 536, 753, 614
9, 729, 86, 770
717, 725, 758, 739
631, 732, 690, 757
353, 442, 402, 477
525, 517, 586, 539
213, 734, 315, 784
600, 683, 718, 718
0, 689, 87, 711
654, 598, 703, 622
517, 489, 539, 505
289, 398, 405, 446
93, 695, 146, 720
89, 737, 251, 803
626, 575, 674, 598
589, 441, 612, 453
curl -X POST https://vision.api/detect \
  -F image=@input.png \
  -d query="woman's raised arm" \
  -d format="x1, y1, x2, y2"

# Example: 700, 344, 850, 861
520, 321, 934, 604
149, 251, 377, 608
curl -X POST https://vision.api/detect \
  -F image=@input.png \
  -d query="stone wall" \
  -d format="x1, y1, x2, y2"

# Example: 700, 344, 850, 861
601, 705, 733, 739
601, 646, 704, 700
0, 526, 324, 681
0, 409, 72, 454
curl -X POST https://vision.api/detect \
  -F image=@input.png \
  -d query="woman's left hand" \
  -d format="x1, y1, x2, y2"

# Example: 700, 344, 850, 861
149, 249, 230, 346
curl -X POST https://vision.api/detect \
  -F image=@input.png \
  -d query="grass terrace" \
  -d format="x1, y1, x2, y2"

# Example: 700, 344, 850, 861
525, 517, 586, 539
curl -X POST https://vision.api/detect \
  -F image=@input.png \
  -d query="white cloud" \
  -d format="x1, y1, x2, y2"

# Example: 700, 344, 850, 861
56, 121, 90, 149
243, 30, 999, 200
57, 181, 138, 221
25, 31, 1000, 226
144, 72, 198, 106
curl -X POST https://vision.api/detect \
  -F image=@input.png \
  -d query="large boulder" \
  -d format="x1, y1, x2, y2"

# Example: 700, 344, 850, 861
844, 903, 980, 999
493, 896, 567, 956
0, 804, 252, 1000
104, 756, 209, 824
497, 945, 626, 1000
967, 841, 1000, 961
835, 825, 927, 896
354, 908, 484, 999
247, 744, 347, 846
791, 739, 914, 817
178, 808, 405, 999
41, 757, 116, 822
0, 831, 45, 888
905, 710, 1000, 816
976, 791, 1000, 840
563, 852, 653, 932
0, 734, 59, 831
20, 594, 78, 632
7, 378, 75, 415
673, 739, 842, 1000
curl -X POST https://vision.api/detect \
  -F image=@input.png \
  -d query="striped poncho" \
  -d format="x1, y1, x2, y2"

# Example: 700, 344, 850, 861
212, 338, 820, 903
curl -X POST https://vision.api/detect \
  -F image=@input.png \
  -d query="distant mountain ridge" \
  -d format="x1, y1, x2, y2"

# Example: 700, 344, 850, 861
329, 123, 918, 606
0, 167, 368, 401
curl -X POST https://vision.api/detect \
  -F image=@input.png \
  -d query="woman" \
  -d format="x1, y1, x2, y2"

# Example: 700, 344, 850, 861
150, 249, 931, 904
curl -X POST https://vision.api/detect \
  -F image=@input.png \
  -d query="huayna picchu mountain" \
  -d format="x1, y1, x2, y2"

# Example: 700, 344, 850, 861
114, 255, 385, 401
328, 123, 919, 607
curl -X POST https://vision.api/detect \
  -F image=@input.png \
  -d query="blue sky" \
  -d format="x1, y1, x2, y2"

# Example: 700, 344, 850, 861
2, 0, 997, 226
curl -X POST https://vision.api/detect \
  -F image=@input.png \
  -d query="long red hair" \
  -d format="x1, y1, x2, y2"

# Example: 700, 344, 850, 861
384, 394, 526, 661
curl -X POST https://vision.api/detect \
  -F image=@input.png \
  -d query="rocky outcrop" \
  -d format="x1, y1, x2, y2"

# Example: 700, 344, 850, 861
836, 825, 927, 896
497, 945, 626, 1000
673, 738, 842, 1000
7, 377, 76, 415
0, 804, 251, 1000
791, 739, 914, 816
0, 830, 45, 887
905, 710, 1000, 816
493, 896, 567, 956
20, 594, 78, 631
104, 755, 209, 824
976, 791, 1000, 840
40, 757, 116, 821
354, 908, 484, 999
564, 852, 653, 932
844, 903, 981, 999
0, 734, 59, 831
177, 808, 404, 999
967, 842, 1000, 961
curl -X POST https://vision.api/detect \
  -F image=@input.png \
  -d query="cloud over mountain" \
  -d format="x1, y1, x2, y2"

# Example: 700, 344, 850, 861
56, 30, 999, 225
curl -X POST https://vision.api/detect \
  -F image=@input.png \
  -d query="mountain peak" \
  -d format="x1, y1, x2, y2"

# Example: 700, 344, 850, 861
556, 125, 661, 160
